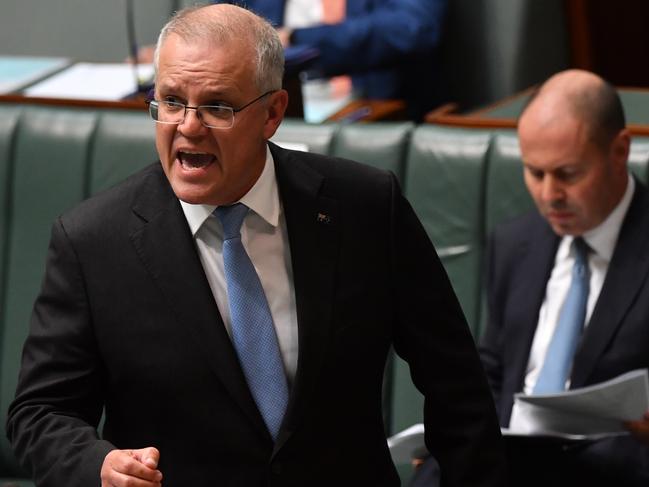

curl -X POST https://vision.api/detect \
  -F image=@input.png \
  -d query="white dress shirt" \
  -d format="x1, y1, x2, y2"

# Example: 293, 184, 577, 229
510, 174, 635, 429
179, 146, 299, 383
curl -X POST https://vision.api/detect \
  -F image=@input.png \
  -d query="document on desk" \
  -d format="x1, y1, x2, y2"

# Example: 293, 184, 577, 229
24, 63, 154, 101
509, 368, 649, 438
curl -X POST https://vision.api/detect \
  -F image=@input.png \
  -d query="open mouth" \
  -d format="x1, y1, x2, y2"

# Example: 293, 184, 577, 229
177, 151, 215, 170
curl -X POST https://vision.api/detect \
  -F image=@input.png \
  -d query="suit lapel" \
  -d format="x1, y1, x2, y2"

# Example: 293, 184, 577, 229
269, 144, 339, 454
572, 183, 649, 386
508, 219, 559, 392
129, 165, 270, 441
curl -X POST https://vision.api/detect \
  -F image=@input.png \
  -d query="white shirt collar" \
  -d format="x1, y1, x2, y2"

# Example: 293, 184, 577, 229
578, 173, 635, 261
179, 145, 279, 236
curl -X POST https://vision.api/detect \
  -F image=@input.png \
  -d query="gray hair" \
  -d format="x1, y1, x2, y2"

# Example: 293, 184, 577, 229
153, 4, 284, 92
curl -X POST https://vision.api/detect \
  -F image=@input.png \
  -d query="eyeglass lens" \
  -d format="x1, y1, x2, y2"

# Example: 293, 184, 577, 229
150, 101, 234, 128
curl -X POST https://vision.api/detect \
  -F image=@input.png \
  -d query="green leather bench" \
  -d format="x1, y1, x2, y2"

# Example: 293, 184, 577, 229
1, 103, 648, 485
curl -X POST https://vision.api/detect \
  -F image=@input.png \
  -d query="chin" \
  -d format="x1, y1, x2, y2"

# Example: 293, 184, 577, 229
171, 183, 217, 205
552, 224, 583, 237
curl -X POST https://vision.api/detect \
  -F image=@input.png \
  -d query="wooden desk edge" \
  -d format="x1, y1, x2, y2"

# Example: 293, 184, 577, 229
0, 94, 148, 111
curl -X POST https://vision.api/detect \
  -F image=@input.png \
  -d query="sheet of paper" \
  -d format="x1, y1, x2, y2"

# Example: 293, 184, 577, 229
511, 369, 649, 436
387, 423, 424, 464
24, 63, 154, 101
0, 56, 70, 93
501, 427, 591, 442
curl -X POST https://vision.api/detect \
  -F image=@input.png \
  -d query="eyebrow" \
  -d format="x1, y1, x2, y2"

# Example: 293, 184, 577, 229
523, 161, 581, 173
156, 86, 235, 104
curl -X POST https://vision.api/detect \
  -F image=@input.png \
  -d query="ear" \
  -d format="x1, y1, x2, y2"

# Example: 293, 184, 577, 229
263, 89, 289, 140
610, 128, 631, 173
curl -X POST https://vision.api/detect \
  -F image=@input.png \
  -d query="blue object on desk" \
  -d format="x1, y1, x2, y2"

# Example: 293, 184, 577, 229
0, 56, 70, 94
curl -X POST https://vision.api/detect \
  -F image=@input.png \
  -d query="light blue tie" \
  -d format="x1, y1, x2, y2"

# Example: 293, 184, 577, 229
214, 203, 289, 440
534, 237, 590, 394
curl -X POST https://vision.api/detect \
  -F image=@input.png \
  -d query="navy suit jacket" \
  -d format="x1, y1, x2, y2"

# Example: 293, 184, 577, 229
8, 144, 506, 486
480, 179, 649, 485
218, 0, 447, 120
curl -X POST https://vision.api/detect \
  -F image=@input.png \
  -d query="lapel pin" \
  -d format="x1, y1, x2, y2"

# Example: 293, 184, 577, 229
316, 212, 331, 224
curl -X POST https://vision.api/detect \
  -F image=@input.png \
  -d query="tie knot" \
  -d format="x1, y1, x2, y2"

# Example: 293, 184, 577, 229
572, 236, 590, 260
572, 236, 590, 276
214, 203, 249, 240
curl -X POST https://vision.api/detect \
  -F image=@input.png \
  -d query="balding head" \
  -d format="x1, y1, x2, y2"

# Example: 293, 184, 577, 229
154, 4, 284, 93
520, 69, 625, 150
517, 70, 630, 236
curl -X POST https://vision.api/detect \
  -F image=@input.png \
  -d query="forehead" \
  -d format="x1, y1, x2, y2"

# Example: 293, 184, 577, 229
519, 114, 603, 167
156, 34, 256, 96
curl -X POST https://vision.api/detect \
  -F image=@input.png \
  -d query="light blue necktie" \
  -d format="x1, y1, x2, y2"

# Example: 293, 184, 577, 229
214, 203, 289, 440
534, 237, 590, 394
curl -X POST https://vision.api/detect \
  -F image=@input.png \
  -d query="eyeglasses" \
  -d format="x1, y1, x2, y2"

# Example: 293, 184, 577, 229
147, 90, 276, 129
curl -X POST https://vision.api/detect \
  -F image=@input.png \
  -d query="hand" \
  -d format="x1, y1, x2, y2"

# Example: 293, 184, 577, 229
624, 410, 649, 446
277, 28, 293, 48
100, 447, 162, 486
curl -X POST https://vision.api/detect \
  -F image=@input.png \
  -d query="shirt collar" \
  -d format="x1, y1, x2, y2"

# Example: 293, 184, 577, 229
578, 173, 635, 261
179, 145, 279, 236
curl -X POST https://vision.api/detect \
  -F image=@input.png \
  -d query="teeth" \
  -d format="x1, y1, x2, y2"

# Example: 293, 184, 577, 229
178, 151, 214, 169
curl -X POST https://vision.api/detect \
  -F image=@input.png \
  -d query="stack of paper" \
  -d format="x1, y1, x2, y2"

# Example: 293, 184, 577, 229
24, 63, 154, 101
387, 369, 649, 463
510, 368, 649, 438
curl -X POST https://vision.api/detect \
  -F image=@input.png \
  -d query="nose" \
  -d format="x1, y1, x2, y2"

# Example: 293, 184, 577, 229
540, 175, 564, 205
178, 107, 206, 136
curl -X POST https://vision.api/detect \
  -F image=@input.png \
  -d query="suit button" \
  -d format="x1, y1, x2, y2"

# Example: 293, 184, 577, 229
271, 463, 282, 475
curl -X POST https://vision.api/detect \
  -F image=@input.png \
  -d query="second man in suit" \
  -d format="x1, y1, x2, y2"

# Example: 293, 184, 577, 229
480, 69, 649, 486
414, 67, 649, 487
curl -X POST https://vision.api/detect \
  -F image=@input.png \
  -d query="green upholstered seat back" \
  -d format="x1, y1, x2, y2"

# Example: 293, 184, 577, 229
0, 106, 98, 475
0, 107, 23, 326
271, 118, 338, 155
485, 132, 534, 235
628, 136, 649, 183
330, 122, 413, 183
88, 111, 157, 195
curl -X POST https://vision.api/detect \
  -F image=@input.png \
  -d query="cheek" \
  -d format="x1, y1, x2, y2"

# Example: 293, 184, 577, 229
566, 187, 597, 227
219, 132, 253, 167
155, 127, 175, 163
524, 179, 543, 205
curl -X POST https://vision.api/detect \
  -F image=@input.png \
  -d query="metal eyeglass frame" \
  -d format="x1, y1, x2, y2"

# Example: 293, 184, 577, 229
147, 90, 277, 129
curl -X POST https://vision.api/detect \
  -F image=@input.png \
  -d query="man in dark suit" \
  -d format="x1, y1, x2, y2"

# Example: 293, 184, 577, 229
414, 67, 649, 487
6, 4, 506, 487
479, 69, 649, 486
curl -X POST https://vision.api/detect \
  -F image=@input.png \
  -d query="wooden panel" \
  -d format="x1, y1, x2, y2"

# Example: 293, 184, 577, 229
565, 0, 649, 86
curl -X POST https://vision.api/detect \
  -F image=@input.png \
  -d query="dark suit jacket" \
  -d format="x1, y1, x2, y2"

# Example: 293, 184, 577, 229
480, 179, 649, 485
7, 145, 506, 486
218, 0, 448, 120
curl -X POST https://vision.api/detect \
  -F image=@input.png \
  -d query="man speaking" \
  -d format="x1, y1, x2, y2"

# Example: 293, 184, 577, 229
7, 4, 505, 486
